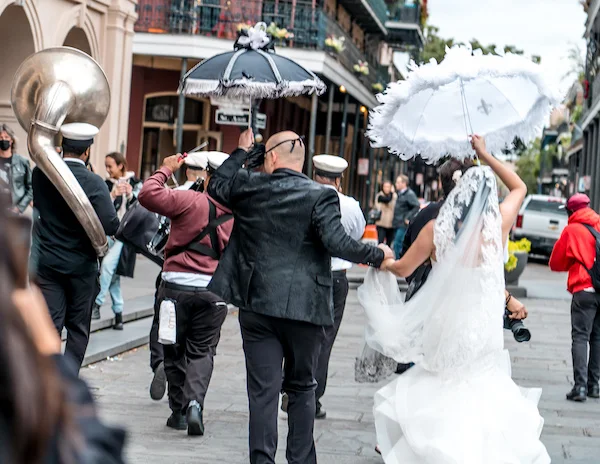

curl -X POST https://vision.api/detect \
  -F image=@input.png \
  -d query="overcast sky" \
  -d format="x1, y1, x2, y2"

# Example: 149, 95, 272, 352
427, 0, 587, 95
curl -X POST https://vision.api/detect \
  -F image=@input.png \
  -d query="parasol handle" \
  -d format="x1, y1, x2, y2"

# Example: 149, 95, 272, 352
248, 101, 252, 129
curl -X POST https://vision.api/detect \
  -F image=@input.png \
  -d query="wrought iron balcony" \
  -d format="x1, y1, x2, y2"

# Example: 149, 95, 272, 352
385, 2, 424, 49
135, 0, 390, 89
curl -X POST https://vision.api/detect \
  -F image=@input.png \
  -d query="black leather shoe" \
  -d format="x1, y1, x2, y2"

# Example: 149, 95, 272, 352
91, 304, 101, 320
315, 404, 326, 420
186, 401, 204, 436
113, 313, 123, 330
166, 411, 187, 430
150, 362, 167, 401
588, 384, 600, 398
566, 385, 587, 402
280, 393, 289, 413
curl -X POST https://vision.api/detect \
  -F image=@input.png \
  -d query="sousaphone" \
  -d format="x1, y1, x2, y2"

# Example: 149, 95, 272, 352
11, 46, 111, 256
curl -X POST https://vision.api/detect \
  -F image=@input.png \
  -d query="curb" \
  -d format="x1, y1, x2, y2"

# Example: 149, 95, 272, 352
82, 334, 149, 368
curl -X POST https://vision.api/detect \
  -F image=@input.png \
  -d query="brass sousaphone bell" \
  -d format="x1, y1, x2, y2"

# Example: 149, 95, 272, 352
11, 46, 111, 256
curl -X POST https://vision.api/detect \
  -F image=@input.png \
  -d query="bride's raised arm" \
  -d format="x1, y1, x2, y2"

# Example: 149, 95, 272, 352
384, 220, 435, 277
471, 135, 527, 244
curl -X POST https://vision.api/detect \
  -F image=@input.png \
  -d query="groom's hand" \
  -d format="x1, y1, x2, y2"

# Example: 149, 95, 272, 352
378, 243, 394, 261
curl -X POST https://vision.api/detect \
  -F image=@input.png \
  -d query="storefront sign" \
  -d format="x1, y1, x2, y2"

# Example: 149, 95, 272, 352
215, 109, 266, 129
210, 95, 251, 108
357, 159, 369, 176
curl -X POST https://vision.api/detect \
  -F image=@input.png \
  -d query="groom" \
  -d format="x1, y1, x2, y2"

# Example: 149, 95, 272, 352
208, 129, 391, 464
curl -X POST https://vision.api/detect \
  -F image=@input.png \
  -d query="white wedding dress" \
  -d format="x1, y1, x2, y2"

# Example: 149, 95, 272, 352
358, 166, 550, 464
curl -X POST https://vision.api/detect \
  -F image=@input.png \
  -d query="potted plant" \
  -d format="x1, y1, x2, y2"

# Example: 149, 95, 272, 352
325, 35, 345, 54
372, 82, 384, 93
353, 60, 369, 76
266, 22, 294, 45
504, 238, 531, 285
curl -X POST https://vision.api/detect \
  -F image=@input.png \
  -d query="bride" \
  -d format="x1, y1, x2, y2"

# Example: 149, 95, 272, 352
359, 135, 551, 463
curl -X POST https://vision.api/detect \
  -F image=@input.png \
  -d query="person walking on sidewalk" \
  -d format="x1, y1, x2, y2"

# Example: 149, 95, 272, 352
375, 180, 396, 246
392, 175, 420, 258
92, 152, 142, 329
0, 124, 33, 214
138, 150, 233, 436
207, 129, 392, 464
550, 193, 600, 402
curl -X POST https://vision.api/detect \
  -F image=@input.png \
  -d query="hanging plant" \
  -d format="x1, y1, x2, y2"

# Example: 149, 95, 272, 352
325, 35, 345, 53
266, 22, 294, 40
353, 61, 369, 76
372, 82, 384, 93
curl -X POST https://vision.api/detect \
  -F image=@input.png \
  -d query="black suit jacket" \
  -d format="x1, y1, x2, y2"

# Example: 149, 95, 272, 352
207, 149, 384, 326
33, 159, 120, 275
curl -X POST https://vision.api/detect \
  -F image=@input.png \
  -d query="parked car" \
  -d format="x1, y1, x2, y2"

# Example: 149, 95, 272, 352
512, 194, 568, 256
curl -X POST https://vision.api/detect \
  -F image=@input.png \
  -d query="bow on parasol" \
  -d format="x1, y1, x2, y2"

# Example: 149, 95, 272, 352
367, 45, 562, 163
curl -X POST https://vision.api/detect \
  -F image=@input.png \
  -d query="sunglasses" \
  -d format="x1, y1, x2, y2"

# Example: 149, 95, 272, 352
266, 136, 305, 155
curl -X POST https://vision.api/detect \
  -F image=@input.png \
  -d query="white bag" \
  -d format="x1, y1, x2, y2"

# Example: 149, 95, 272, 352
158, 299, 177, 345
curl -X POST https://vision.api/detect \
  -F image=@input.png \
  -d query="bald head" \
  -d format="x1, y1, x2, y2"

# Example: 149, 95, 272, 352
264, 131, 305, 174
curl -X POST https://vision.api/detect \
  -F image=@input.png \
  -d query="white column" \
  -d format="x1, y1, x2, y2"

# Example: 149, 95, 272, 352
92, 0, 137, 170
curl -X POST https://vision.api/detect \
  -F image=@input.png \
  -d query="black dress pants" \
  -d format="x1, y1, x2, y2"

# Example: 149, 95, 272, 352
36, 265, 99, 372
149, 272, 164, 372
315, 272, 349, 407
239, 310, 324, 464
571, 291, 600, 388
156, 282, 228, 414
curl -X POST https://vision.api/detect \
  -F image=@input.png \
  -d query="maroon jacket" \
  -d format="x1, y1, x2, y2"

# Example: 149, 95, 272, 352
138, 167, 233, 275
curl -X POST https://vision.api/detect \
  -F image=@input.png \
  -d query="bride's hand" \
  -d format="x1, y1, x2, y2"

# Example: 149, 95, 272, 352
381, 258, 396, 271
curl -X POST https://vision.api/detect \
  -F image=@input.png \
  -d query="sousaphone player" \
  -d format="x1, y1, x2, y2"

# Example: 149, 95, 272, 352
33, 123, 119, 371
12, 47, 119, 373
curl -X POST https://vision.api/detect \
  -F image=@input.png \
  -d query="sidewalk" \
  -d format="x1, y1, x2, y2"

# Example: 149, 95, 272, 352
82, 269, 598, 464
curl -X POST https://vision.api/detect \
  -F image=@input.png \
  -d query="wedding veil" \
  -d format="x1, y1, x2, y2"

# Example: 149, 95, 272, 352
358, 166, 506, 376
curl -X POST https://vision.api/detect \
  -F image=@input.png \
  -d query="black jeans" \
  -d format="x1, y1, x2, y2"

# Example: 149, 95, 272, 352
571, 291, 600, 388
36, 265, 99, 372
315, 272, 349, 406
377, 226, 395, 246
239, 310, 324, 464
156, 282, 228, 414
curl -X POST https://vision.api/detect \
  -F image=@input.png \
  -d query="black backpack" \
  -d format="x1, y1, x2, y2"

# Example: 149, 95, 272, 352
582, 224, 600, 292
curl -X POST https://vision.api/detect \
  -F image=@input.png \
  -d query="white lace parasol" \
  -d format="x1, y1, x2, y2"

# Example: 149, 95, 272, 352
367, 45, 562, 163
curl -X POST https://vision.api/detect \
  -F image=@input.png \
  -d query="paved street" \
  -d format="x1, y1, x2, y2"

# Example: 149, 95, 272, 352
82, 262, 600, 464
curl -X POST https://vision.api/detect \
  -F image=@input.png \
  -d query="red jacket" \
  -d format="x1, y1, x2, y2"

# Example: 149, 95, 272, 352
549, 207, 600, 294
138, 167, 233, 275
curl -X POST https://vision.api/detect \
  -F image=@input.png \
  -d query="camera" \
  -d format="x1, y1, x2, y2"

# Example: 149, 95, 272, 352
503, 309, 531, 343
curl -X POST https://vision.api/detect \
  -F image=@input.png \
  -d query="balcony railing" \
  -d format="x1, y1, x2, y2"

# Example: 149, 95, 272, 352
135, 0, 389, 88
386, 2, 421, 25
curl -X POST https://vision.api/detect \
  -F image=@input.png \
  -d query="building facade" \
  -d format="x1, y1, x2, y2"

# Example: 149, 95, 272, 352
576, 0, 600, 208
129, 0, 424, 207
0, 0, 137, 171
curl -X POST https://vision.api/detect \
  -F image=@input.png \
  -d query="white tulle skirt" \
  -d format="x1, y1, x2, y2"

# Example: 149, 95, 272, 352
374, 350, 551, 464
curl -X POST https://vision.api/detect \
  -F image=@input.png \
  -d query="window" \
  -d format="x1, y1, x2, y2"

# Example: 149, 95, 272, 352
144, 95, 204, 125
526, 199, 567, 215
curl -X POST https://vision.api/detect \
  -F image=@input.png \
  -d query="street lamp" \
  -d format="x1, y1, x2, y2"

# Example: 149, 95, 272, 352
339, 85, 347, 93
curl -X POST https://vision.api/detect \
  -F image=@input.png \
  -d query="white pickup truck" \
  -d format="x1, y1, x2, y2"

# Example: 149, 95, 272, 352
512, 194, 568, 256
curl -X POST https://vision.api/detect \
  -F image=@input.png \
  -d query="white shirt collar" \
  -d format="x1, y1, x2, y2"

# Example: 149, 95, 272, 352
64, 158, 86, 166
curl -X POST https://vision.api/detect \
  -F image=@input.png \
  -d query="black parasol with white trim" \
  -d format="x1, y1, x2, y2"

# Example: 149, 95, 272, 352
179, 22, 326, 100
